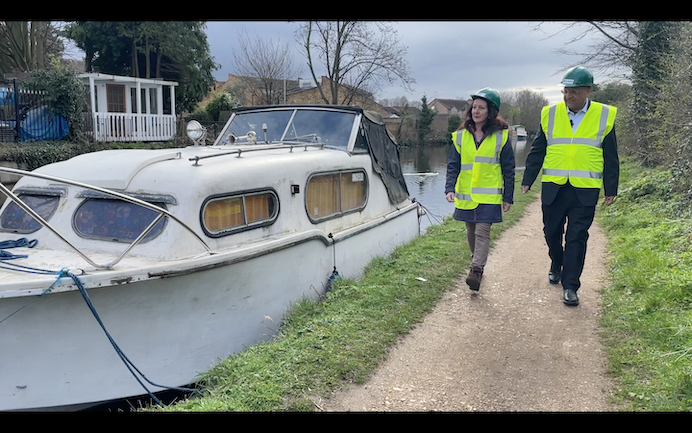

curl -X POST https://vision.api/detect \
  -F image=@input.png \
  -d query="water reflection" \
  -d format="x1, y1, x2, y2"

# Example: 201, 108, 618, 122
400, 140, 530, 232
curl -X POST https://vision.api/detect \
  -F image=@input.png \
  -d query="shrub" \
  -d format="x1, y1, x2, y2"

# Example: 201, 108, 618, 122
23, 58, 87, 140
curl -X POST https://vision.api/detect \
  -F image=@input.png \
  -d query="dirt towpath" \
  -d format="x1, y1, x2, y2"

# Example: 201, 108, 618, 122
317, 198, 617, 412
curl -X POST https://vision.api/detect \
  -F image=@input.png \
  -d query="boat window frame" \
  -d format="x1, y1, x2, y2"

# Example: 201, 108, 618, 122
0, 187, 66, 234
305, 169, 369, 224
200, 188, 280, 238
72, 196, 170, 244
213, 107, 363, 153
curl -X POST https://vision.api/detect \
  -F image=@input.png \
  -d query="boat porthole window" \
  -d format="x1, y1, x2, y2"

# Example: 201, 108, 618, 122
0, 194, 61, 234
306, 170, 367, 222
73, 198, 168, 243
201, 190, 278, 237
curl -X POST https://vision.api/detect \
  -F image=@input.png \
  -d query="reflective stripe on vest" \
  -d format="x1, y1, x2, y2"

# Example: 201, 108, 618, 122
545, 104, 612, 148
541, 101, 616, 189
452, 129, 507, 209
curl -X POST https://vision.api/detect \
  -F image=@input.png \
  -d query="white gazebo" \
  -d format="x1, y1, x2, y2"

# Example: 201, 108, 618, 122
80, 73, 178, 142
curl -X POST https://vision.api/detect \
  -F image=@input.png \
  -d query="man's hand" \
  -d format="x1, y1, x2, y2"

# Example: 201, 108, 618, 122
502, 202, 512, 212
604, 196, 615, 206
445, 192, 455, 203
521, 185, 530, 194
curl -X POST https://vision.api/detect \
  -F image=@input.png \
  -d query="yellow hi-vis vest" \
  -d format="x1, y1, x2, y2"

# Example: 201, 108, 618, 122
452, 128, 509, 210
541, 101, 617, 189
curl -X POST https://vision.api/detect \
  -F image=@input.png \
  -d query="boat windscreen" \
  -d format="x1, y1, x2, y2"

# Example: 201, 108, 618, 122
217, 109, 356, 148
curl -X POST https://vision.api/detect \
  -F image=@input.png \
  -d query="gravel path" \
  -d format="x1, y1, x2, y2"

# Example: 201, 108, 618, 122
317, 198, 617, 412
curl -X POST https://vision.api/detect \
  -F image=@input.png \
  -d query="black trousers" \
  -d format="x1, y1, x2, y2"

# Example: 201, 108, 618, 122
542, 184, 596, 292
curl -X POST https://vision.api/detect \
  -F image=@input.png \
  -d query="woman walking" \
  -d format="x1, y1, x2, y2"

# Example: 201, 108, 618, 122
445, 88, 515, 291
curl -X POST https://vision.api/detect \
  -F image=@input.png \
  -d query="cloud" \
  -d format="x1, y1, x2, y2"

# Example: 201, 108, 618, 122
206, 21, 614, 105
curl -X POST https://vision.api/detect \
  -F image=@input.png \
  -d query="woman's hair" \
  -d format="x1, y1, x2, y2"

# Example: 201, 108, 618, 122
460, 98, 509, 134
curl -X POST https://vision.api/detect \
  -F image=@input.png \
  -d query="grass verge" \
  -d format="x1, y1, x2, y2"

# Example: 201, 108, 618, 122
158, 177, 539, 412
598, 159, 692, 411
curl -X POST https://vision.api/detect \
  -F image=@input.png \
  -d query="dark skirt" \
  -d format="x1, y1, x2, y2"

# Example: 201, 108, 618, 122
452, 203, 503, 223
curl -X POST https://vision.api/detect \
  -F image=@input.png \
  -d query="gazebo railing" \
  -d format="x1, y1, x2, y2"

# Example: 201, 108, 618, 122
91, 113, 177, 142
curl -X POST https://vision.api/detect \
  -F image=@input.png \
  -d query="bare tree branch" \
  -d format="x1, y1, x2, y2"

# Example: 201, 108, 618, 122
295, 21, 415, 105
533, 21, 638, 80
232, 29, 302, 105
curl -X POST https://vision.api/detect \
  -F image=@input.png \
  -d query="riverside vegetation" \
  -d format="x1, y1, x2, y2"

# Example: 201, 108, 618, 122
599, 160, 692, 411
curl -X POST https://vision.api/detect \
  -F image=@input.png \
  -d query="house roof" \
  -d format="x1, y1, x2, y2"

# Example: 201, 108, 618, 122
79, 73, 178, 86
381, 106, 421, 117
429, 98, 468, 111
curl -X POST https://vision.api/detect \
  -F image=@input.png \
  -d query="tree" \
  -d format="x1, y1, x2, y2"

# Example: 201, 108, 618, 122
23, 58, 87, 140
628, 21, 681, 166
62, 22, 126, 75
649, 23, 692, 199
205, 90, 239, 121
0, 21, 64, 75
502, 89, 549, 137
537, 21, 637, 79
295, 21, 415, 105
63, 21, 218, 114
232, 31, 302, 105
590, 82, 631, 106
446, 114, 462, 145
417, 95, 435, 144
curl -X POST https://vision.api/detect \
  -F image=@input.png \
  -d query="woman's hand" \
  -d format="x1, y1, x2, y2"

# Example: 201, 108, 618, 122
502, 202, 512, 212
446, 192, 455, 203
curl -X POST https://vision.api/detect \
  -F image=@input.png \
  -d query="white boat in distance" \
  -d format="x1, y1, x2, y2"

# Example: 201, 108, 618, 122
0, 105, 422, 411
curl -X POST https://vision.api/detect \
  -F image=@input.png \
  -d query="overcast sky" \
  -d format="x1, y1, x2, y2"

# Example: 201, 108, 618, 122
205, 21, 622, 106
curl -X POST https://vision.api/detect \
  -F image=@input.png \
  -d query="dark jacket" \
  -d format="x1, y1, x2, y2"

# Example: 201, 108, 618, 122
445, 127, 515, 223
521, 104, 619, 207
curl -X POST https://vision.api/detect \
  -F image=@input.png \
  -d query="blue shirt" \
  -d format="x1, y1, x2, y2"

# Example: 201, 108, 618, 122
567, 99, 589, 133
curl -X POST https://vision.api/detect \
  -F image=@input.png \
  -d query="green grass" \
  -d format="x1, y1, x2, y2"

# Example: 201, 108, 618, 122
598, 159, 692, 411
157, 178, 539, 412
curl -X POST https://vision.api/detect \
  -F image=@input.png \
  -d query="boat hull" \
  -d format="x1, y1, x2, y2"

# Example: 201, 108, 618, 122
0, 204, 419, 411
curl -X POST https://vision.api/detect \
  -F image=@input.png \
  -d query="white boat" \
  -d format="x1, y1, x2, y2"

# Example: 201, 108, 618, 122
0, 105, 422, 411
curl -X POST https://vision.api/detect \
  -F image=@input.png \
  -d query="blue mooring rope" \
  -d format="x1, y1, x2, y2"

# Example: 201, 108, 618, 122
0, 241, 196, 408
0, 237, 38, 260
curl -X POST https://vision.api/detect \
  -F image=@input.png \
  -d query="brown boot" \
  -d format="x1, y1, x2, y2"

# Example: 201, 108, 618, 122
466, 266, 483, 291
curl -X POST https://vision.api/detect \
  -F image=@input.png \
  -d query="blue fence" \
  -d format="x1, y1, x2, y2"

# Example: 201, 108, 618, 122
0, 79, 69, 143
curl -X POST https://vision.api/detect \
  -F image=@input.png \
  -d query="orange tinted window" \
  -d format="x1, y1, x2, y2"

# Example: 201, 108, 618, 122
202, 191, 278, 235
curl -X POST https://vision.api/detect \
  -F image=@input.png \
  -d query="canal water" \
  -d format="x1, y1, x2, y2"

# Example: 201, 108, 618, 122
400, 139, 530, 232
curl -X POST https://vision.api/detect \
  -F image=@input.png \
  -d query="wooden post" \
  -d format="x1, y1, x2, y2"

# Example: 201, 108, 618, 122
89, 76, 97, 141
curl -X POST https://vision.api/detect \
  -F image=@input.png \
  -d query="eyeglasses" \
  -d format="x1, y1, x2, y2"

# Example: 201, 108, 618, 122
561, 88, 584, 96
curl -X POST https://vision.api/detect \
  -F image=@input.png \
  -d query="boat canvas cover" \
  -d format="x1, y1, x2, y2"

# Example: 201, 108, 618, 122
362, 110, 410, 204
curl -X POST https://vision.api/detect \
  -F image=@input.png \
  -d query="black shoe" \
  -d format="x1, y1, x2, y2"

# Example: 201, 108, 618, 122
548, 269, 561, 285
466, 266, 483, 291
563, 288, 579, 306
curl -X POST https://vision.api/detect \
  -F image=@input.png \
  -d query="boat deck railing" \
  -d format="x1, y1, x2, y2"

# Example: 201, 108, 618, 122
188, 142, 327, 166
0, 165, 212, 270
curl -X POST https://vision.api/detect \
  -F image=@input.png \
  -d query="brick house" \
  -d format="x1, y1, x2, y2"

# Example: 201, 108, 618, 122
428, 98, 469, 117
207, 74, 389, 116
202, 73, 399, 135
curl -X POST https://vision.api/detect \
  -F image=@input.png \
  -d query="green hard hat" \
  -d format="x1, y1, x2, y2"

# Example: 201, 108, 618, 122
561, 66, 594, 87
471, 87, 501, 110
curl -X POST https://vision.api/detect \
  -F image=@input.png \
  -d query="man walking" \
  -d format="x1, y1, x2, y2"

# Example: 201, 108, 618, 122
521, 66, 619, 306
